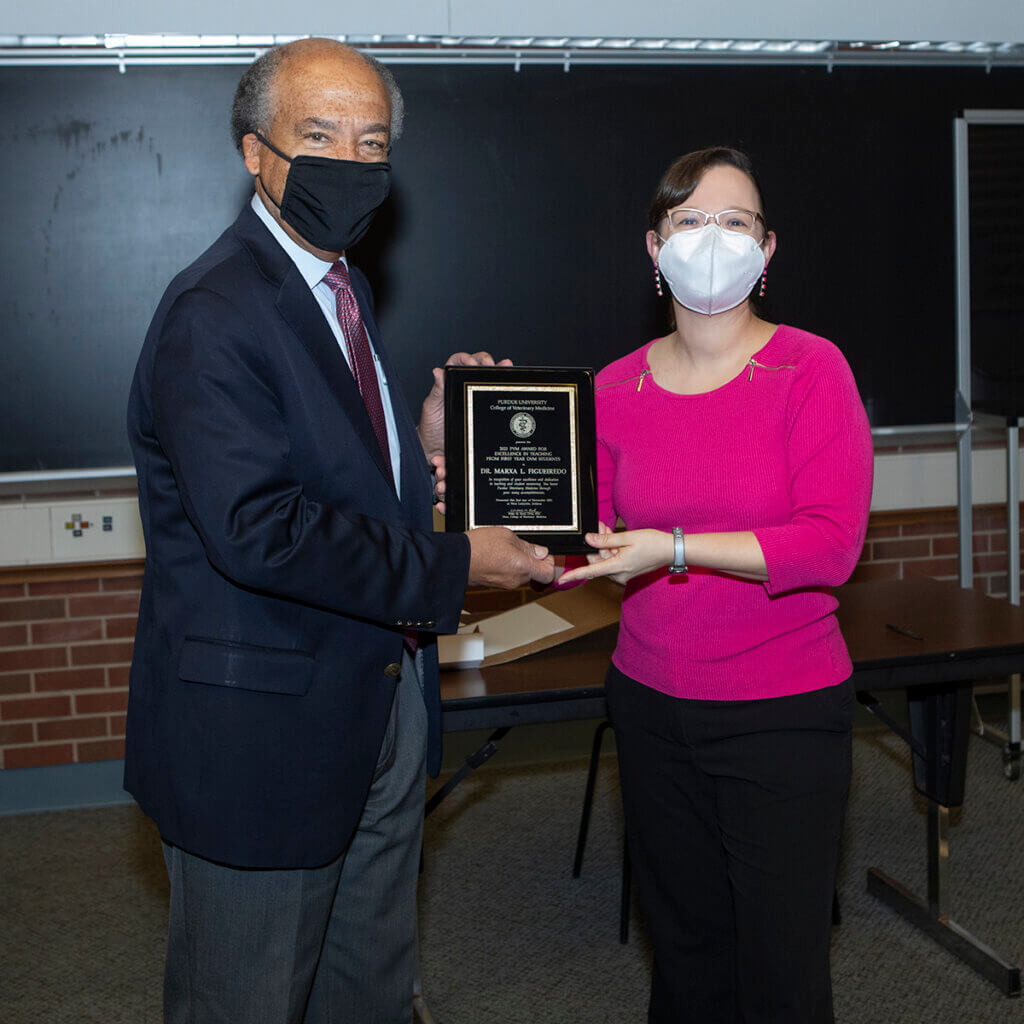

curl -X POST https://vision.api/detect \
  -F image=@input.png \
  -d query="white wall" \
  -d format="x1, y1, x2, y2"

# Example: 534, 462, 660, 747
8, 0, 1024, 43
448, 0, 1024, 46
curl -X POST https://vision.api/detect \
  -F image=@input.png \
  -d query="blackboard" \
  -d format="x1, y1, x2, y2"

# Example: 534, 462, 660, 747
3, 62, 1024, 471
968, 122, 1024, 415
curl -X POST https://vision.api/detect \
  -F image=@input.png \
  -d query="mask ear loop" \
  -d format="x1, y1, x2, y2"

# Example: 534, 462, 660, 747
253, 130, 293, 164
252, 131, 292, 213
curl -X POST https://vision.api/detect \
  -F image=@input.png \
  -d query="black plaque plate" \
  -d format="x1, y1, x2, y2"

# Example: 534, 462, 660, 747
444, 366, 597, 554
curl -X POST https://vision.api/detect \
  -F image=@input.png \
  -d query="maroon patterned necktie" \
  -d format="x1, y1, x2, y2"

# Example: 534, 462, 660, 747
323, 261, 393, 484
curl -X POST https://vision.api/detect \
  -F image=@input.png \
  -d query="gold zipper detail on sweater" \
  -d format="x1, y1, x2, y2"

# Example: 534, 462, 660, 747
747, 358, 796, 381
599, 361, 793, 391
596, 371, 648, 393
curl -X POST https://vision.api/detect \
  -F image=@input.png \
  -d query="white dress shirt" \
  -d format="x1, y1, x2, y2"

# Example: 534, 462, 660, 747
251, 192, 403, 496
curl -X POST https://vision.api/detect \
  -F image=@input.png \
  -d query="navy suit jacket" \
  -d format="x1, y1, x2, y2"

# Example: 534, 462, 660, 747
125, 203, 470, 869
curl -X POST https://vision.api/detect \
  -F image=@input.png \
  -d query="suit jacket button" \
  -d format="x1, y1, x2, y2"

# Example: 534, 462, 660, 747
384, 662, 401, 677
425, 620, 435, 628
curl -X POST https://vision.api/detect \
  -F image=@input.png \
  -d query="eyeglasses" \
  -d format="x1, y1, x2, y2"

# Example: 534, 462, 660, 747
662, 208, 766, 242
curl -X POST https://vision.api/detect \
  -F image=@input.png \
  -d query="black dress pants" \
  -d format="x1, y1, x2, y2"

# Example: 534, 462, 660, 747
606, 664, 853, 1024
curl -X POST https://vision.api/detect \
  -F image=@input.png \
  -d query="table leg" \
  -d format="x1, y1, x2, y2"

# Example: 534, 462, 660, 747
1007, 423, 1020, 606
868, 799, 1021, 996
970, 676, 1022, 780
573, 719, 612, 878
425, 727, 510, 817
1008, 675, 1022, 780
1005, 424, 1022, 780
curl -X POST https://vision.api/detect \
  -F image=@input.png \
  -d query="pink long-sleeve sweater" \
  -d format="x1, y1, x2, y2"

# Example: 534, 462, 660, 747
595, 324, 873, 701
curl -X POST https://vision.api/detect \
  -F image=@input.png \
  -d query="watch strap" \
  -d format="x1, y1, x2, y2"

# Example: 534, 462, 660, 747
669, 527, 688, 574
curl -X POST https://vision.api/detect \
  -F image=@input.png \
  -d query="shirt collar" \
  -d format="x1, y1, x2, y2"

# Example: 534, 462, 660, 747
250, 192, 346, 289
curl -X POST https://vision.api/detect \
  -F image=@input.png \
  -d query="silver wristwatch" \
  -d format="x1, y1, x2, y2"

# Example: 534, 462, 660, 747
669, 527, 688, 574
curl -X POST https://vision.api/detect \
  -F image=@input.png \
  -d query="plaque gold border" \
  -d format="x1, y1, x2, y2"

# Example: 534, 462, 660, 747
465, 383, 580, 533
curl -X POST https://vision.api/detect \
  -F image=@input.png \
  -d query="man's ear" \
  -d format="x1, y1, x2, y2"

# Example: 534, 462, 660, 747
242, 133, 262, 177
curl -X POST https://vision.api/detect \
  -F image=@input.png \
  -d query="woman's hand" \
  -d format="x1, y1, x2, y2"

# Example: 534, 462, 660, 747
558, 524, 673, 586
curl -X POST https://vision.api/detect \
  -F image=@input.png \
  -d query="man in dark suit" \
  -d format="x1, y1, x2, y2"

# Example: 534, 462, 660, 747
125, 37, 554, 1024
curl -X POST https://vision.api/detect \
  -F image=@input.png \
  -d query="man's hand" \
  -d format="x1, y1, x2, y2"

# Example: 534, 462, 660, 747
418, 351, 513, 461
430, 455, 447, 515
467, 527, 556, 589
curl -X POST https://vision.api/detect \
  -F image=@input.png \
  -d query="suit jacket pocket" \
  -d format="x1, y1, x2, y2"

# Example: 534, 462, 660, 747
179, 637, 314, 696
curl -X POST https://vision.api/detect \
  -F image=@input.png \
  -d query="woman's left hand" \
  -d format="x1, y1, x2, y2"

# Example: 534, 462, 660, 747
558, 525, 673, 586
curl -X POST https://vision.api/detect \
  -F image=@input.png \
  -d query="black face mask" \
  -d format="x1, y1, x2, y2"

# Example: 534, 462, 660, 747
254, 131, 391, 252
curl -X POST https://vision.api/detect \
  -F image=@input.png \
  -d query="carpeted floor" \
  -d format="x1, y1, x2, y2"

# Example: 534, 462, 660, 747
2, 726, 1022, 1023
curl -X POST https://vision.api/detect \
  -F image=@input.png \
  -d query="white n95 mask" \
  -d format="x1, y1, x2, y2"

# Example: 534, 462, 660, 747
657, 224, 767, 316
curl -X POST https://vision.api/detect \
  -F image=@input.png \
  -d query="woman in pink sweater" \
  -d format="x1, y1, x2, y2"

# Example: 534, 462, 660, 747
560, 148, 873, 1023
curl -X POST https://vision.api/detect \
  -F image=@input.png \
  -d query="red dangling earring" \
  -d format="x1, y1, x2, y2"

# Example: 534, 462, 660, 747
759, 268, 767, 298
655, 263, 663, 297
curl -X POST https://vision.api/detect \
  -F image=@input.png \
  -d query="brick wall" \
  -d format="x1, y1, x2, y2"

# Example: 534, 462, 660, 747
848, 505, 1019, 598
0, 566, 141, 770
1, 504, 1022, 770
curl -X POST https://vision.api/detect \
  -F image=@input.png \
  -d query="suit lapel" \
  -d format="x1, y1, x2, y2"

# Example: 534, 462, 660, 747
232, 206, 396, 491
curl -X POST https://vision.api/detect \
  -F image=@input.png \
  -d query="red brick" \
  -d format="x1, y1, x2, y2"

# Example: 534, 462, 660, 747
974, 552, 1012, 575
37, 716, 109, 741
970, 533, 993, 553
100, 574, 144, 592
0, 722, 34, 744
34, 667, 107, 692
27, 579, 99, 596
70, 641, 134, 667
0, 695, 71, 720
989, 531, 1008, 553
77, 738, 125, 762
68, 593, 140, 618
901, 520, 956, 537
31, 618, 103, 644
0, 647, 68, 673
0, 597, 66, 623
104, 617, 138, 639
4, 744, 74, 769
0, 623, 29, 646
0, 673, 31, 695
865, 523, 899, 540
872, 538, 932, 561
902, 557, 960, 579
973, 509, 1007, 530
0, 583, 26, 598
108, 713, 127, 737
987, 575, 1009, 597
75, 691, 128, 715
107, 665, 131, 688
848, 561, 902, 583
932, 536, 960, 557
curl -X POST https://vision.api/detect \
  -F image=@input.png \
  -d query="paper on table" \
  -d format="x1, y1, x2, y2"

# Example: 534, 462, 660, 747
437, 631, 485, 669
477, 602, 574, 659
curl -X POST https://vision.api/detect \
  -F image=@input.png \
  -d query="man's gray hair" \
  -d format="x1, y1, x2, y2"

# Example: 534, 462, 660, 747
229, 42, 405, 154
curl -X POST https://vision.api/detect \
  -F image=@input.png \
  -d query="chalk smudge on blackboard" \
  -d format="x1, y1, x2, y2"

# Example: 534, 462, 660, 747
54, 119, 93, 149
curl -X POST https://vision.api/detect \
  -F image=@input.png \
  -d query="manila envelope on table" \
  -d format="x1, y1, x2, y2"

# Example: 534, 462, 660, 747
438, 578, 623, 669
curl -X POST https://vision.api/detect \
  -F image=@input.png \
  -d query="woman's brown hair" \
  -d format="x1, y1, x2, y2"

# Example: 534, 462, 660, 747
648, 147, 767, 234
